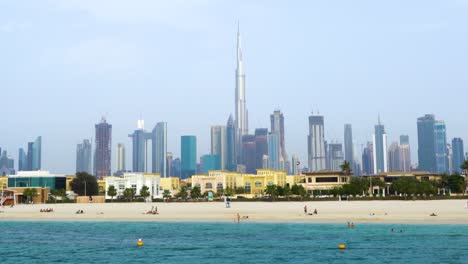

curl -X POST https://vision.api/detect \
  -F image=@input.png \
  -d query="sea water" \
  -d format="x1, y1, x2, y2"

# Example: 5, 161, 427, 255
1, 222, 467, 263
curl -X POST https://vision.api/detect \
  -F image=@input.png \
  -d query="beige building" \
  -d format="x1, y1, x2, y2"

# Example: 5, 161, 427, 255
160, 177, 180, 196
301, 172, 350, 193
191, 169, 287, 196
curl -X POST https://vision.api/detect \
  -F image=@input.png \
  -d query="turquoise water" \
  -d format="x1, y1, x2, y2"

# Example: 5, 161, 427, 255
1, 222, 467, 263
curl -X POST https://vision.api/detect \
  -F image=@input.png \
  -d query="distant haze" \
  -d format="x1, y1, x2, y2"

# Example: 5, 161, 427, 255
1, 1, 467, 173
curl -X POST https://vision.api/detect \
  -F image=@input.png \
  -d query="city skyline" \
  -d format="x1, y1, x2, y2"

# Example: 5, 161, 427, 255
1, 1, 468, 173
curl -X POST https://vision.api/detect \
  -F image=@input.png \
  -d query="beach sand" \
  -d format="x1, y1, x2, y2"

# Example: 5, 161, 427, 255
1, 200, 467, 224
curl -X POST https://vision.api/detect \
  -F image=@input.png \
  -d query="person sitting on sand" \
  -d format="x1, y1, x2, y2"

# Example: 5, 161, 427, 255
430, 213, 437, 216
313, 209, 318, 215
242, 216, 249, 219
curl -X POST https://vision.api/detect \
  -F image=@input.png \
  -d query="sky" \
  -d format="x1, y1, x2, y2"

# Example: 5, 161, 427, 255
1, 0, 467, 174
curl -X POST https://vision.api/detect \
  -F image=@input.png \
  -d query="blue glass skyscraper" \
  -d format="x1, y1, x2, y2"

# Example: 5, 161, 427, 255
434, 121, 448, 173
181, 136, 197, 179
372, 118, 387, 173
152, 122, 167, 177
129, 120, 150, 173
451, 138, 464, 174
417, 115, 436, 172
267, 132, 280, 170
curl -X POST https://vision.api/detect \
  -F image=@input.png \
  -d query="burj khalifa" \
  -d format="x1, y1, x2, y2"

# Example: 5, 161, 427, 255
235, 26, 248, 164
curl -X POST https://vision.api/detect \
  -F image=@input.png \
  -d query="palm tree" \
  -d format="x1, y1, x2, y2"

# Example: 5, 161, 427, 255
264, 184, 278, 200
340, 161, 352, 176
139, 185, 150, 202
162, 190, 171, 201
107, 185, 117, 202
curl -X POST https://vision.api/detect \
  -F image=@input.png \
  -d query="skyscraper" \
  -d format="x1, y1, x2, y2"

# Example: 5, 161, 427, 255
166, 152, 173, 177
129, 120, 150, 173
0, 150, 15, 175
399, 135, 411, 172
362, 142, 374, 175
270, 110, 286, 163
76, 139, 92, 174
211, 125, 227, 170
328, 143, 344, 171
226, 115, 236, 171
18, 148, 27, 171
434, 120, 448, 173
152, 122, 167, 177
241, 135, 256, 174
344, 124, 354, 164
291, 154, 299, 175
387, 142, 400, 172
202, 154, 221, 173
181, 136, 197, 179
267, 131, 281, 170
308, 115, 326, 172
116, 143, 126, 172
235, 26, 248, 165
452, 138, 464, 174
372, 118, 388, 173
417, 114, 436, 172
26, 136, 42, 171
94, 118, 112, 178
254, 128, 268, 169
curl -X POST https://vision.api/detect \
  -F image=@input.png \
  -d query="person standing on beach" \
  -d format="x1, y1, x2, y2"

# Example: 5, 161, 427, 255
304, 205, 307, 214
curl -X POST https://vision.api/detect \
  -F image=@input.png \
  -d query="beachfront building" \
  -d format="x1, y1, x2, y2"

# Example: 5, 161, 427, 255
363, 171, 442, 196
301, 172, 351, 194
191, 169, 287, 196
160, 177, 180, 196
7, 171, 66, 192
0, 176, 7, 190
104, 173, 161, 200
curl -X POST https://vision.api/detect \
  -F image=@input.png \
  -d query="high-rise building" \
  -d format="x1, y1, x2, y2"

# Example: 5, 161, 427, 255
308, 115, 326, 172
417, 114, 436, 172
94, 118, 112, 178
181, 136, 197, 179
327, 143, 344, 171
166, 152, 173, 177
344, 124, 354, 164
235, 27, 248, 165
446, 144, 453, 173
270, 110, 286, 162
171, 157, 181, 178
226, 115, 237, 171
372, 118, 388, 173
362, 142, 374, 175
18, 148, 27, 171
434, 120, 448, 174
241, 135, 256, 174
152, 122, 167, 177
291, 154, 300, 175
129, 120, 150, 173
399, 135, 411, 172
254, 128, 268, 169
26, 136, 42, 171
202, 154, 221, 173
0, 150, 15, 175
387, 142, 400, 172
452, 138, 464, 174
76, 139, 92, 174
267, 132, 281, 170
116, 143, 126, 172
211, 126, 227, 170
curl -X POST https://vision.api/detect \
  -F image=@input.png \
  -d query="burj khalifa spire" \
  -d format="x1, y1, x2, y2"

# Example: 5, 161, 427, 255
235, 25, 248, 164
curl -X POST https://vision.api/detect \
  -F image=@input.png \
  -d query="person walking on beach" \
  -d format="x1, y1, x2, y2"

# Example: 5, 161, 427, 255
236, 213, 240, 223
304, 205, 307, 214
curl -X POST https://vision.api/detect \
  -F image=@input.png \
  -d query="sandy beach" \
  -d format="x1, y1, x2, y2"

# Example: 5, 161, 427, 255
1, 200, 467, 224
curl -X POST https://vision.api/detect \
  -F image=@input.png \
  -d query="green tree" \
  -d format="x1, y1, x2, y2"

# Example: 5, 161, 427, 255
23, 188, 38, 203
340, 160, 352, 176
139, 185, 150, 201
190, 186, 201, 199
291, 184, 307, 198
235, 187, 245, 194
163, 190, 171, 201
224, 187, 235, 197
283, 185, 291, 200
51, 189, 67, 203
123, 188, 135, 202
264, 184, 278, 200
70, 172, 98, 196
460, 160, 468, 176
448, 174, 465, 193
107, 185, 117, 202
177, 186, 188, 200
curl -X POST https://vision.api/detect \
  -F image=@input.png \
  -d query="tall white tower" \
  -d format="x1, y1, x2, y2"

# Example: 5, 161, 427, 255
235, 25, 248, 164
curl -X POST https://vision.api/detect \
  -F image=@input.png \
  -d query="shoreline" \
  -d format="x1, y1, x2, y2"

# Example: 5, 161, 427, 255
1, 200, 467, 225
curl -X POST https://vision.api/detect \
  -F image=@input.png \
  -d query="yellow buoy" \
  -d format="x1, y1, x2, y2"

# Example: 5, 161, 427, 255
338, 244, 346, 250
137, 239, 144, 247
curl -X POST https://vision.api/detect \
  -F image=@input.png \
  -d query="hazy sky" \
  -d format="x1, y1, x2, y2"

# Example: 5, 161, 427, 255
1, 0, 467, 174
